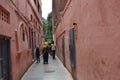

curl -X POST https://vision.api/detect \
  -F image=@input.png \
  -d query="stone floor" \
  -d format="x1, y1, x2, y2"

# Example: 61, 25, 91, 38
21, 55, 73, 80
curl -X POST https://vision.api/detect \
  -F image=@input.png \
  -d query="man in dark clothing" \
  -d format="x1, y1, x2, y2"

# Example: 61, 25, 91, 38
35, 46, 40, 63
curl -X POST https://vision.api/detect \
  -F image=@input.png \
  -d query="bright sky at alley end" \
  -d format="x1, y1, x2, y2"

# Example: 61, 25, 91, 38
41, 0, 52, 19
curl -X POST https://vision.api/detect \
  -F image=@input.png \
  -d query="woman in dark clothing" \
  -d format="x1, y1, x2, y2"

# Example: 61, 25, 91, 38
43, 45, 49, 64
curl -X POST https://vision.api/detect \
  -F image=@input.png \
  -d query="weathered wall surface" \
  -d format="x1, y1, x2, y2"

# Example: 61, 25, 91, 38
0, 0, 42, 80
53, 0, 120, 80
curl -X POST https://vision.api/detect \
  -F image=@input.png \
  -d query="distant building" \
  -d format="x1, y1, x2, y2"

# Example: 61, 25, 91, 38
53, 0, 120, 80
0, 0, 43, 80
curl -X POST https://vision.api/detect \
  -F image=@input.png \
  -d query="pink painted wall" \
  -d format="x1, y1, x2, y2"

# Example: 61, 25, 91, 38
54, 0, 120, 80
0, 0, 43, 80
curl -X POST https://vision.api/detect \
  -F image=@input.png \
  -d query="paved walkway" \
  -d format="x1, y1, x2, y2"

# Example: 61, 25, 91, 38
21, 55, 73, 80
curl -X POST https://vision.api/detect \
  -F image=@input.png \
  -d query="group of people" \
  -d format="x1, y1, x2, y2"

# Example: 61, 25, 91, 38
35, 41, 56, 64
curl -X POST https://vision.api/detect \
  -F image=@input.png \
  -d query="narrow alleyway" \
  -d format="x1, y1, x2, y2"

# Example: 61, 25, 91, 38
21, 55, 73, 80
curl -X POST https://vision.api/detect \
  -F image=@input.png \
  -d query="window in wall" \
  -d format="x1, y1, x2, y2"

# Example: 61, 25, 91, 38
38, 3, 40, 12
34, 32, 36, 47
36, 21, 37, 27
34, 0, 36, 5
22, 30, 25, 41
29, 28, 31, 48
33, 19, 35, 26
0, 5, 10, 23
31, 15, 33, 21
39, 26, 41, 32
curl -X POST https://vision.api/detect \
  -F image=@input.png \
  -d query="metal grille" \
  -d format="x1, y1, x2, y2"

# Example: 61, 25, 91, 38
0, 5, 10, 23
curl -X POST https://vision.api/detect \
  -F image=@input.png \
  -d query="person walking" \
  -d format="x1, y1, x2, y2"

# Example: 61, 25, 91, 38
41, 43, 46, 54
51, 41, 56, 59
48, 43, 52, 55
43, 44, 49, 64
35, 46, 40, 63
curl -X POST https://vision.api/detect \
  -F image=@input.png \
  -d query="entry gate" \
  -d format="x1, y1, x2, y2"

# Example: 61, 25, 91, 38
0, 36, 11, 80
